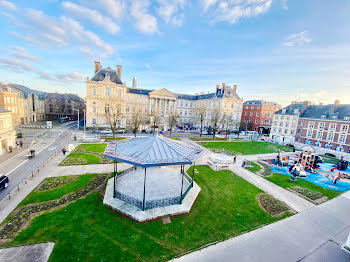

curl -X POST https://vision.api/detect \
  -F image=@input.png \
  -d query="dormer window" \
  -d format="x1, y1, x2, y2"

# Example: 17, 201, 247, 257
332, 115, 338, 120
321, 115, 326, 119
344, 116, 350, 121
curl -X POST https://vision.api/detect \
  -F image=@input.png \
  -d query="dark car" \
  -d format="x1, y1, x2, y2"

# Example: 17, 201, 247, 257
16, 132, 23, 138
0, 176, 9, 190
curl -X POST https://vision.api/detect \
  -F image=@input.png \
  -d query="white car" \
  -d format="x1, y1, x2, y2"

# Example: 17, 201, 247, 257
101, 129, 113, 134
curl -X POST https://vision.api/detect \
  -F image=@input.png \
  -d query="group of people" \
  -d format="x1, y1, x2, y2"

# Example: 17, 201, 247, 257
8, 140, 24, 153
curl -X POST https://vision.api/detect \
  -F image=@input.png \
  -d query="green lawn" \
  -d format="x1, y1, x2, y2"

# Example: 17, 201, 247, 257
84, 144, 107, 152
266, 173, 342, 200
104, 137, 126, 142
201, 141, 293, 155
190, 137, 228, 141
246, 162, 262, 173
5, 166, 290, 261
18, 174, 98, 207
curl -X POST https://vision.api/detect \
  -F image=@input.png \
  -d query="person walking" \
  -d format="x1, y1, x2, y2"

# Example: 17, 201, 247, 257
233, 156, 236, 163
8, 145, 13, 153
19, 140, 23, 148
62, 148, 67, 156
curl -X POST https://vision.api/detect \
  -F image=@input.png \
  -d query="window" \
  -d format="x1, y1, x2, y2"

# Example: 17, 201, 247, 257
286, 116, 290, 120
291, 130, 295, 135
344, 116, 350, 121
126, 107, 129, 112
291, 123, 296, 128
257, 106, 260, 110
341, 125, 349, 133
118, 91, 122, 97
339, 134, 346, 144
92, 88, 96, 96
284, 129, 288, 134
299, 121, 303, 126
255, 119, 258, 124
330, 124, 336, 131
297, 129, 301, 134
285, 122, 289, 127
308, 122, 315, 128
93, 107, 96, 113
245, 106, 249, 109
251, 106, 254, 110
256, 112, 259, 117
105, 104, 110, 113
250, 112, 253, 117
279, 122, 283, 127
262, 113, 265, 117
318, 122, 325, 130
105, 88, 110, 96
321, 115, 326, 119
307, 130, 312, 138
244, 112, 247, 116
278, 128, 282, 133
265, 120, 269, 124
92, 119, 96, 125
317, 131, 323, 140
92, 101, 96, 105
280, 115, 284, 120
332, 115, 338, 119
327, 133, 334, 142
273, 127, 277, 132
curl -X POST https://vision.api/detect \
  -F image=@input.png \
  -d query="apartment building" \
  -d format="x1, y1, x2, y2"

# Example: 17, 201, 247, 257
270, 102, 310, 144
45, 93, 85, 120
86, 62, 243, 131
241, 100, 282, 134
0, 106, 16, 155
295, 101, 350, 152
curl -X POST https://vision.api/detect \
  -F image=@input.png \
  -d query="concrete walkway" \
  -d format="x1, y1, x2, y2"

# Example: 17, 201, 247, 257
173, 191, 350, 262
0, 242, 54, 262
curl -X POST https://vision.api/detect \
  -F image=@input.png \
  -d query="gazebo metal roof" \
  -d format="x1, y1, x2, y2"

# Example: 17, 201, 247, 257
103, 136, 202, 167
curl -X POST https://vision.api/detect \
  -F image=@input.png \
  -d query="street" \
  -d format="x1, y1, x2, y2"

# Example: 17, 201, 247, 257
0, 126, 73, 201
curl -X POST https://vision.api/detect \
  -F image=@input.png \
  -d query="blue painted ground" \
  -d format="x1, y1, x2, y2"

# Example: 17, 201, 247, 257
269, 163, 350, 192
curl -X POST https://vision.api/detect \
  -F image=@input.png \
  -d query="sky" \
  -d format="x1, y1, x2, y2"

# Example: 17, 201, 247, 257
0, 0, 350, 106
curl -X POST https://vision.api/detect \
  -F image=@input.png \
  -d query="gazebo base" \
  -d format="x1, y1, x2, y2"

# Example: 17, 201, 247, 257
103, 177, 201, 222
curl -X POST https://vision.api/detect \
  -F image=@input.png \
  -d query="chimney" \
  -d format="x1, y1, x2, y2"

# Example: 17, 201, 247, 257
216, 84, 220, 95
334, 99, 340, 113
233, 84, 237, 92
116, 65, 122, 80
132, 77, 137, 88
200, 92, 204, 95
222, 83, 226, 93
94, 61, 101, 73
195, 93, 199, 95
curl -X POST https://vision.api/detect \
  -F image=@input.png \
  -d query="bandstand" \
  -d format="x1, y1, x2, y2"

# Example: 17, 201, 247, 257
102, 135, 203, 222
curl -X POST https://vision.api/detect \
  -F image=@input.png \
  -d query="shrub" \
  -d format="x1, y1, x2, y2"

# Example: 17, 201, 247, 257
258, 193, 290, 216
260, 163, 273, 177
290, 186, 324, 200
37, 176, 76, 191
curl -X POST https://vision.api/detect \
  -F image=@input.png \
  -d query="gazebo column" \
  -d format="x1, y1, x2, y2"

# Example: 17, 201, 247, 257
113, 161, 118, 198
142, 167, 147, 211
180, 165, 184, 204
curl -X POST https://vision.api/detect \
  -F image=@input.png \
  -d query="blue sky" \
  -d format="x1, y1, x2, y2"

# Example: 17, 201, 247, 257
0, 0, 349, 106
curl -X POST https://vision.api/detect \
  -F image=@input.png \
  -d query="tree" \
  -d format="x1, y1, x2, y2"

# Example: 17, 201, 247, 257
129, 107, 145, 137
194, 101, 206, 138
239, 118, 251, 136
105, 103, 123, 138
210, 109, 222, 139
221, 112, 234, 139
149, 109, 160, 136
167, 112, 179, 138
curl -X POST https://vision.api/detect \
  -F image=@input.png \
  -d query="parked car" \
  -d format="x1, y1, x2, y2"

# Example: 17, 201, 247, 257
16, 132, 23, 138
117, 129, 125, 134
101, 129, 113, 134
0, 175, 9, 190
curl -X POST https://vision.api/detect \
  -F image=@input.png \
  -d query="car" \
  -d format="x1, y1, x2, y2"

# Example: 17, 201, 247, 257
101, 129, 113, 134
16, 132, 23, 138
0, 175, 9, 190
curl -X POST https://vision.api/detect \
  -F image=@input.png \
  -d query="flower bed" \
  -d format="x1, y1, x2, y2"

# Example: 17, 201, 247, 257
257, 193, 291, 217
0, 174, 107, 240
290, 186, 325, 201
37, 176, 76, 191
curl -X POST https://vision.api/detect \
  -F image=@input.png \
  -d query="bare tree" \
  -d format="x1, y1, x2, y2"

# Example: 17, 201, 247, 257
129, 107, 145, 137
239, 118, 251, 136
167, 112, 179, 138
194, 101, 206, 138
210, 109, 222, 139
221, 112, 234, 139
105, 103, 123, 138
150, 109, 160, 136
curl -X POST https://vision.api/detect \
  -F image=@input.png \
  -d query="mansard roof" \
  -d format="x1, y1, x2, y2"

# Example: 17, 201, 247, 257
244, 100, 280, 106
275, 103, 308, 115
300, 104, 350, 121
127, 88, 153, 95
91, 67, 123, 84
7, 84, 46, 99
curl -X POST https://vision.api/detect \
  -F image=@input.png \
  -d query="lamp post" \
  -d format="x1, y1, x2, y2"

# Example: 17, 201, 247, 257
83, 109, 86, 132
73, 109, 79, 130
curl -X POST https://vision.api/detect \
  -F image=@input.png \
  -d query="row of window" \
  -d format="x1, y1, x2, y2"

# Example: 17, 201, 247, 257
5, 96, 16, 103
301, 139, 350, 152
320, 114, 350, 120
245, 119, 272, 125
305, 130, 347, 144
306, 122, 349, 133
272, 127, 295, 135
244, 112, 272, 117
275, 115, 297, 121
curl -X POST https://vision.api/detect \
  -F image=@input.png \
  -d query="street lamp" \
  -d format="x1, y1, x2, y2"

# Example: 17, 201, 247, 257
73, 109, 79, 130
83, 109, 86, 132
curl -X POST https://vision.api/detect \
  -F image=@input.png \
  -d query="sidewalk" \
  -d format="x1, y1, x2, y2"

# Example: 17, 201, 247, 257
173, 191, 350, 262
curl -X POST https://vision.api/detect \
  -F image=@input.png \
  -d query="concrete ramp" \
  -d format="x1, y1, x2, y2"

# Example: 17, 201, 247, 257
0, 242, 54, 262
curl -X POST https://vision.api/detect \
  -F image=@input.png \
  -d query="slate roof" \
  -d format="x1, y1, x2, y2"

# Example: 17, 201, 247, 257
244, 100, 280, 106
45, 92, 84, 102
300, 104, 350, 121
91, 67, 123, 84
8, 84, 46, 99
103, 135, 203, 167
177, 86, 240, 101
275, 103, 307, 115
127, 88, 153, 95
0, 106, 10, 113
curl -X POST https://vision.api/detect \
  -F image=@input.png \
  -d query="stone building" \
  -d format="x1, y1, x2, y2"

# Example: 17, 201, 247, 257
0, 106, 16, 155
270, 101, 310, 144
45, 93, 85, 121
241, 100, 282, 134
295, 101, 350, 153
86, 62, 243, 131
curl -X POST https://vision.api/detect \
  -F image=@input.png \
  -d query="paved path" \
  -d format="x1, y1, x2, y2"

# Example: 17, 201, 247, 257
173, 191, 350, 262
0, 242, 54, 262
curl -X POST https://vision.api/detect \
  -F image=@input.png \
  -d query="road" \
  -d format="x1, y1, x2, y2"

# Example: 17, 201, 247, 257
0, 125, 74, 201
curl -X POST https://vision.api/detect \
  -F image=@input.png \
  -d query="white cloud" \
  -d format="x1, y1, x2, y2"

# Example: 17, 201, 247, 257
281, 0, 288, 10
284, 31, 312, 47
0, 0, 16, 10
200, 0, 272, 24
156, 0, 186, 26
130, 0, 159, 34
79, 0, 126, 20
0, 58, 35, 72
10, 46, 40, 62
62, 1, 120, 34
39, 71, 86, 82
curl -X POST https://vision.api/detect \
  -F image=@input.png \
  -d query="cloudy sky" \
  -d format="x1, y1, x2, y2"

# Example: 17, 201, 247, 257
0, 0, 349, 106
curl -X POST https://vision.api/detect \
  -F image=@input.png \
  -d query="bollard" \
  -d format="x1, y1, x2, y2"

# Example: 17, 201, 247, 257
17, 186, 19, 191
38, 168, 39, 172
25, 180, 27, 184
32, 172, 34, 177
8, 194, 11, 200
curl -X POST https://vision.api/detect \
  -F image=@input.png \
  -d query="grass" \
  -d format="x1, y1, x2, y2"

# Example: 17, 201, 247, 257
189, 137, 228, 141
104, 137, 126, 142
5, 166, 290, 261
246, 161, 262, 173
266, 173, 342, 200
18, 174, 98, 207
201, 141, 293, 155
84, 144, 107, 152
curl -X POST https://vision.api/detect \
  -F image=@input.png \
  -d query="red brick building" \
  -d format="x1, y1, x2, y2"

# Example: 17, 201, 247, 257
295, 102, 350, 153
241, 100, 282, 134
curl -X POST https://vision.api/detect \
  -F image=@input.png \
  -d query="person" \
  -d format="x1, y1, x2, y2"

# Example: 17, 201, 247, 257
233, 156, 236, 163
333, 172, 341, 184
8, 145, 13, 153
15, 141, 19, 148
242, 160, 246, 167
19, 140, 23, 148
62, 148, 67, 155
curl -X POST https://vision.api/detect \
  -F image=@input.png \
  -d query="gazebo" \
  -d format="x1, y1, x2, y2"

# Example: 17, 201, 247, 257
102, 135, 203, 221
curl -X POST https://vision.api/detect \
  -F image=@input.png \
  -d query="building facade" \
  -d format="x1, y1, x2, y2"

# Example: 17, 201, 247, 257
0, 106, 16, 155
295, 101, 350, 153
86, 62, 243, 131
45, 93, 85, 121
241, 100, 282, 134
270, 102, 310, 144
